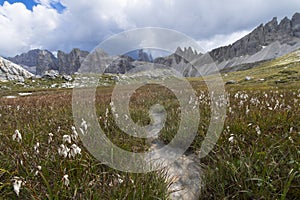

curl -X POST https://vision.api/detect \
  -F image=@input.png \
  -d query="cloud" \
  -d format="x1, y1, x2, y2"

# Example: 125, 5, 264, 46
0, 2, 59, 56
0, 0, 300, 57
197, 30, 251, 51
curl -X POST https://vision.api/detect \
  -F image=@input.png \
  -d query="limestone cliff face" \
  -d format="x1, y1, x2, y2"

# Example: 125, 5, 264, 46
0, 56, 33, 82
7, 48, 90, 75
57, 48, 89, 74
7, 49, 58, 75
209, 13, 300, 63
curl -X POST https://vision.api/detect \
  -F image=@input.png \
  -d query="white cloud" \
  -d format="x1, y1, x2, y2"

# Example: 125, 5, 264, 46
0, 1, 59, 56
0, 0, 300, 57
197, 30, 251, 52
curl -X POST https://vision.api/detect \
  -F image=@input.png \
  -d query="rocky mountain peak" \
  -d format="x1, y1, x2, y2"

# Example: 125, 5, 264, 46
7, 49, 58, 75
8, 48, 89, 75
137, 49, 153, 62
57, 48, 89, 74
291, 12, 300, 37
210, 13, 300, 63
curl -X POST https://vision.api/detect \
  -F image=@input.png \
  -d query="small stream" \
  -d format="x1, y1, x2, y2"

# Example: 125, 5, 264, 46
146, 105, 203, 200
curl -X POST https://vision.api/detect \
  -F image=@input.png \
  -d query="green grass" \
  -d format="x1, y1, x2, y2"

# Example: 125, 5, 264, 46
223, 49, 300, 88
0, 91, 169, 199
1, 51, 300, 199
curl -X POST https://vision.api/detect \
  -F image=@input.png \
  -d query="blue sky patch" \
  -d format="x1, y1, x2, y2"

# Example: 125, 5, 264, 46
0, 0, 65, 12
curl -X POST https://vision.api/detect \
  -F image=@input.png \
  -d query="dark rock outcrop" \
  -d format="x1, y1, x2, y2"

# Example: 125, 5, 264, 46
7, 49, 58, 75
138, 49, 153, 62
57, 48, 89, 74
8, 48, 89, 75
104, 55, 135, 74
154, 47, 199, 66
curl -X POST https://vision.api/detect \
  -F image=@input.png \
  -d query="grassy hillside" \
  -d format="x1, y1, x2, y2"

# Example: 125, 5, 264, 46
223, 49, 300, 88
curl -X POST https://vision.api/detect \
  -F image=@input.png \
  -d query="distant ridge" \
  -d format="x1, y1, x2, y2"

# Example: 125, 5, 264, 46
5, 13, 300, 76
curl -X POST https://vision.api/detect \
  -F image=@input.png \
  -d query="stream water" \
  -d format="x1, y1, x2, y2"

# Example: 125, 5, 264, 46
146, 105, 203, 200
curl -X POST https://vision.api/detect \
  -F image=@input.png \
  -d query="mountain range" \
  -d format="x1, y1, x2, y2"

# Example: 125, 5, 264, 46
1, 12, 300, 80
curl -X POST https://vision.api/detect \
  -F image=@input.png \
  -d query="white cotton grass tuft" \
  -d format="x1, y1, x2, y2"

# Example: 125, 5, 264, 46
58, 144, 70, 158
71, 126, 78, 141
62, 135, 71, 144
12, 130, 22, 143
229, 134, 235, 143
70, 144, 81, 158
80, 119, 88, 132
34, 142, 40, 154
12, 176, 23, 196
255, 125, 261, 135
62, 174, 70, 187
48, 133, 54, 144
35, 165, 42, 176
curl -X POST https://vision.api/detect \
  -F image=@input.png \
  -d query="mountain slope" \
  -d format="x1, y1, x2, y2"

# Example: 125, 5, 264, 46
153, 12, 300, 76
7, 48, 89, 75
0, 56, 33, 82
223, 48, 300, 86
7, 49, 58, 75
210, 13, 300, 67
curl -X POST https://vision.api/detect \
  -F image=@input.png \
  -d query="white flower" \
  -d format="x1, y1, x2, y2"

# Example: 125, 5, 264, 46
79, 128, 85, 136
245, 105, 250, 115
69, 144, 81, 158
62, 135, 71, 144
255, 126, 261, 135
117, 174, 124, 184
124, 114, 129, 120
48, 133, 54, 144
71, 126, 78, 140
12, 177, 23, 196
12, 130, 22, 143
58, 144, 70, 158
62, 174, 70, 186
81, 119, 88, 132
35, 165, 42, 176
229, 134, 235, 143
34, 142, 40, 154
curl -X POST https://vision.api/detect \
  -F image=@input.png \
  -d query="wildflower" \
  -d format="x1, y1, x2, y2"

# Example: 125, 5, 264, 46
62, 174, 69, 187
71, 126, 78, 141
12, 130, 22, 143
35, 165, 42, 176
117, 174, 124, 184
58, 144, 70, 158
69, 144, 81, 158
105, 108, 109, 118
124, 114, 129, 120
12, 177, 23, 196
79, 128, 85, 136
288, 136, 294, 144
228, 134, 234, 143
48, 133, 54, 144
34, 142, 40, 154
256, 126, 261, 135
81, 118, 88, 133
63, 135, 71, 144
245, 105, 250, 115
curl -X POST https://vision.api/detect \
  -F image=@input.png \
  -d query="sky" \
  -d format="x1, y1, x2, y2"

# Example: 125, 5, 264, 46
0, 0, 300, 57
